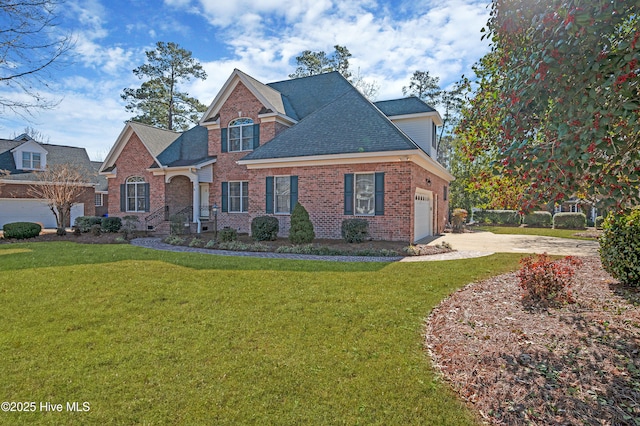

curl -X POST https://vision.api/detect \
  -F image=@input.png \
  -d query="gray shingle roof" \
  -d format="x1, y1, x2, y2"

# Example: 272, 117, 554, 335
242, 82, 419, 161
0, 139, 97, 183
156, 125, 215, 168
267, 71, 353, 121
374, 96, 436, 116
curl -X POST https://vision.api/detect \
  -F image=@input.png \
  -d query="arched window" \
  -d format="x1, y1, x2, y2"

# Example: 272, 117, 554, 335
228, 117, 254, 152
126, 176, 148, 212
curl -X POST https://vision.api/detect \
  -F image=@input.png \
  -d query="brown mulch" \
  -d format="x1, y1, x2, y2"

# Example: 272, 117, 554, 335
426, 256, 640, 425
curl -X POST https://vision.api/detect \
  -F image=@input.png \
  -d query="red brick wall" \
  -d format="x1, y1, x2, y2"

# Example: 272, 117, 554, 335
165, 175, 192, 215
107, 133, 166, 221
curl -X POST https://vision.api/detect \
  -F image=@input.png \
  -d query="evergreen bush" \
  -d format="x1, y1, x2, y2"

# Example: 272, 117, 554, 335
341, 218, 369, 243
74, 216, 102, 232
473, 209, 521, 225
600, 208, 640, 286
218, 227, 237, 242
523, 211, 552, 228
2, 222, 42, 239
251, 216, 279, 241
289, 203, 315, 244
553, 212, 586, 230
101, 217, 122, 233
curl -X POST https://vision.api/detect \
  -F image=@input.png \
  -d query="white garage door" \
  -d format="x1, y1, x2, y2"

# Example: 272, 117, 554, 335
0, 199, 84, 229
414, 189, 433, 243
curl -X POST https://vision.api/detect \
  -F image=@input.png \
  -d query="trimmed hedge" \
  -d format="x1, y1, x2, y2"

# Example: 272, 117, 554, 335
3, 222, 42, 239
600, 208, 640, 286
251, 216, 279, 241
473, 209, 521, 226
289, 203, 315, 244
523, 211, 552, 228
101, 217, 122, 233
341, 218, 369, 243
595, 216, 604, 230
74, 216, 103, 232
553, 212, 586, 230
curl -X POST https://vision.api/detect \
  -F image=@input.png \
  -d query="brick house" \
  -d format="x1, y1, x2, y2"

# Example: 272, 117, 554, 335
100, 69, 453, 242
0, 134, 98, 228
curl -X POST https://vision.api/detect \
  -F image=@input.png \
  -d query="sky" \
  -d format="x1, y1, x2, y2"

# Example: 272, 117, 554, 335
0, 0, 492, 161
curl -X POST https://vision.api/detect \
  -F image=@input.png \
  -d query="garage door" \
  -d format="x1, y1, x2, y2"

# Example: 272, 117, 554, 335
414, 189, 433, 242
0, 199, 84, 229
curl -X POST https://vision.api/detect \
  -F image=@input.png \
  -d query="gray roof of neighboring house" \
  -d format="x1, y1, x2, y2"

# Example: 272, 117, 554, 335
0, 138, 97, 183
242, 81, 420, 161
374, 96, 436, 116
91, 161, 108, 191
155, 125, 215, 168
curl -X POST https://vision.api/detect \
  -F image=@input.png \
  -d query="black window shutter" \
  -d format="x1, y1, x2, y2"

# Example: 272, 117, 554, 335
244, 182, 248, 211
374, 172, 384, 216
290, 176, 298, 212
253, 124, 260, 149
221, 128, 228, 153
344, 174, 354, 215
221, 182, 228, 213
120, 184, 126, 212
144, 183, 150, 212
265, 177, 274, 214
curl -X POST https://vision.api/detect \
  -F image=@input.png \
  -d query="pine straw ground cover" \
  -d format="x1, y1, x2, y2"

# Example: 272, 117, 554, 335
426, 257, 640, 425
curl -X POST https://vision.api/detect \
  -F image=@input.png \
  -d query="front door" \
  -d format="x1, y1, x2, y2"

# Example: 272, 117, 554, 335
199, 184, 209, 218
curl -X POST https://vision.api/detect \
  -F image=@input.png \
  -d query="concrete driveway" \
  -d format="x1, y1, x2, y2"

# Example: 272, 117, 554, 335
428, 231, 600, 257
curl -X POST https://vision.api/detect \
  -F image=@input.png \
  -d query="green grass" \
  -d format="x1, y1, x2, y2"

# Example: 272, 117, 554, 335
0, 242, 523, 425
475, 225, 597, 240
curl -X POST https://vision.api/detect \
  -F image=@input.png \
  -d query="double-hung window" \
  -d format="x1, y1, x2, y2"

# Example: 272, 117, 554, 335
344, 172, 384, 216
228, 118, 254, 152
274, 176, 291, 214
22, 152, 41, 169
228, 181, 248, 213
126, 176, 147, 212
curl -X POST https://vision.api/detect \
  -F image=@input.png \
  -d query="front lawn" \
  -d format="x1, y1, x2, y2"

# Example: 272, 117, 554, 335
0, 242, 522, 425
474, 225, 600, 240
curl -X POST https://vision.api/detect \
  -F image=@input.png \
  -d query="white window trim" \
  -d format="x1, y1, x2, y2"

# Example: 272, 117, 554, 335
274, 175, 291, 215
126, 176, 147, 212
95, 193, 103, 207
228, 181, 249, 213
354, 172, 375, 216
228, 118, 254, 152
21, 151, 42, 170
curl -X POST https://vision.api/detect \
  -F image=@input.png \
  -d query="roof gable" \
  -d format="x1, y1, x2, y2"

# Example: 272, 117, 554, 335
156, 125, 215, 168
200, 69, 293, 124
100, 122, 180, 172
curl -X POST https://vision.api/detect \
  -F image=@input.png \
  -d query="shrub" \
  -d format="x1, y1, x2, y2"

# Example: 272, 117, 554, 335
473, 209, 521, 226
524, 211, 552, 228
74, 216, 102, 232
517, 253, 582, 306
451, 208, 468, 233
205, 240, 217, 249
251, 216, 279, 241
163, 235, 186, 245
189, 238, 205, 248
600, 208, 640, 286
341, 218, 369, 243
553, 212, 586, 230
2, 222, 42, 239
169, 213, 189, 235
289, 203, 315, 244
218, 227, 237, 242
90, 224, 102, 236
101, 216, 122, 233
121, 215, 140, 240
595, 215, 604, 230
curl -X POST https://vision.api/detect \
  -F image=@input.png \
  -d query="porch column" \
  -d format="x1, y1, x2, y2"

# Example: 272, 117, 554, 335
192, 174, 200, 227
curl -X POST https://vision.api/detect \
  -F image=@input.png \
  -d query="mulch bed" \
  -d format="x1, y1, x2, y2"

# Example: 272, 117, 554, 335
425, 256, 640, 425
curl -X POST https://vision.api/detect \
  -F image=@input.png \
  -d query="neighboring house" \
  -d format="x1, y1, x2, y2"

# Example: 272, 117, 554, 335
91, 161, 109, 217
0, 134, 98, 228
100, 69, 454, 242
554, 197, 599, 224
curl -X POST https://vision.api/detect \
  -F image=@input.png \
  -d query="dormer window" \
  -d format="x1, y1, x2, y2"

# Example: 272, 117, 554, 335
228, 118, 254, 152
22, 152, 42, 169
